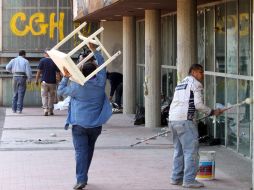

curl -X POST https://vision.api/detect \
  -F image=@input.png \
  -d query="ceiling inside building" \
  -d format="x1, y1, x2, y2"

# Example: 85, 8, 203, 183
76, 0, 223, 22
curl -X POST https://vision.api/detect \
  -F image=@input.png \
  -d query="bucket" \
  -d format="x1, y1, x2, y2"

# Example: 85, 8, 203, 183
196, 151, 216, 180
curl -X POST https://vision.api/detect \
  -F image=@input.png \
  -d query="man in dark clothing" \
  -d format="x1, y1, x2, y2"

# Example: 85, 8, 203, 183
106, 71, 123, 108
35, 49, 60, 116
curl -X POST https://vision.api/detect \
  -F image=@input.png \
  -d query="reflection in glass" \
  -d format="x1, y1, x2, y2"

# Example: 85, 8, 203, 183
137, 66, 145, 106
239, 0, 251, 76
136, 21, 145, 66
161, 15, 177, 66
238, 80, 251, 156
226, 1, 238, 74
226, 78, 237, 150
205, 75, 214, 137
216, 77, 225, 145
197, 10, 205, 66
161, 69, 177, 104
215, 5, 225, 72
136, 21, 145, 106
205, 8, 215, 71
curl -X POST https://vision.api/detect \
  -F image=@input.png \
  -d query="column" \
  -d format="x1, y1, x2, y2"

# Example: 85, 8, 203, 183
0, 0, 2, 51
177, 0, 197, 81
252, 0, 254, 188
144, 10, 161, 128
123, 16, 136, 114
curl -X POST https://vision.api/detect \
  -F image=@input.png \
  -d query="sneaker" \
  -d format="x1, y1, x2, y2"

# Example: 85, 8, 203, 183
18, 110, 22, 114
73, 182, 87, 189
182, 180, 204, 188
170, 179, 183, 185
49, 111, 54, 115
44, 111, 48, 116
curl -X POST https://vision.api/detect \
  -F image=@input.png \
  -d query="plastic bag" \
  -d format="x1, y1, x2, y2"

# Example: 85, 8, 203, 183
54, 96, 71, 110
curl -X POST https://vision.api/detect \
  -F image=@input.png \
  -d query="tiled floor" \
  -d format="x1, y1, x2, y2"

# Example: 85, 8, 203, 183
0, 108, 251, 190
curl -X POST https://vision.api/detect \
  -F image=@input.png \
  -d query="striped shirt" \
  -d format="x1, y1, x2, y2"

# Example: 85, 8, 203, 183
169, 75, 212, 121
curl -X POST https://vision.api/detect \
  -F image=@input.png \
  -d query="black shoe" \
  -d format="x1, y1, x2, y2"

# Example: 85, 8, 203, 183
73, 183, 87, 189
49, 109, 54, 115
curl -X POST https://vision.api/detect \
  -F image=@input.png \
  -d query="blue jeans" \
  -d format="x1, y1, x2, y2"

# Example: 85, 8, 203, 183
169, 120, 199, 183
72, 125, 102, 183
12, 76, 27, 112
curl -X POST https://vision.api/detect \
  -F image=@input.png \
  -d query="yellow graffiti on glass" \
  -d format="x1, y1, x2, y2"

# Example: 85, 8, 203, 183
50, 13, 64, 40
27, 82, 41, 92
215, 13, 249, 36
10, 12, 30, 36
239, 13, 249, 36
10, 12, 65, 40
29, 13, 48, 35
73, 22, 92, 46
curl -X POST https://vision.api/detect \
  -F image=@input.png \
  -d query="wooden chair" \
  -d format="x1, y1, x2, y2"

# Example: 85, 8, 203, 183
47, 22, 121, 85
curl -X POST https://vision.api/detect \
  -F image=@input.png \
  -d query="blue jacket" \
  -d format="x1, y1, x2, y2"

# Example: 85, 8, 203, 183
57, 53, 112, 128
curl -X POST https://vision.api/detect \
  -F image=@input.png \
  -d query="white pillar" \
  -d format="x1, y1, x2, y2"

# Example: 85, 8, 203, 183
123, 16, 136, 114
0, 79, 2, 106
144, 10, 161, 128
252, 1, 254, 188
0, 0, 2, 51
177, 0, 197, 81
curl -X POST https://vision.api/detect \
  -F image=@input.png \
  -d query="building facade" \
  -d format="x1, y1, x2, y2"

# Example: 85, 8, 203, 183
74, 0, 253, 163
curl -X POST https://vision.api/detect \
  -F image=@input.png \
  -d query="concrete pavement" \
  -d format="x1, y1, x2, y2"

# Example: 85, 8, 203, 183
0, 107, 251, 190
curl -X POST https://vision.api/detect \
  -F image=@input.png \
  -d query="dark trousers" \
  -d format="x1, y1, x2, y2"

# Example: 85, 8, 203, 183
115, 83, 123, 107
72, 125, 102, 183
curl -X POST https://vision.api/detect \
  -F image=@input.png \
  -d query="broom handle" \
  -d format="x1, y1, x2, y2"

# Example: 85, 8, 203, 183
130, 130, 170, 147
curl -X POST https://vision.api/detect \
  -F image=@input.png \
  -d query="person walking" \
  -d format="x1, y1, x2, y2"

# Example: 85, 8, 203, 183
168, 64, 224, 188
6, 50, 32, 113
35, 49, 60, 116
57, 57, 112, 189
106, 71, 123, 108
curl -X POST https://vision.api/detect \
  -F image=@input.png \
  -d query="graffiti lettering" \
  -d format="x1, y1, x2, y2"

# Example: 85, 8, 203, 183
239, 13, 249, 36
215, 13, 249, 36
27, 82, 41, 92
73, 22, 92, 46
10, 12, 65, 40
